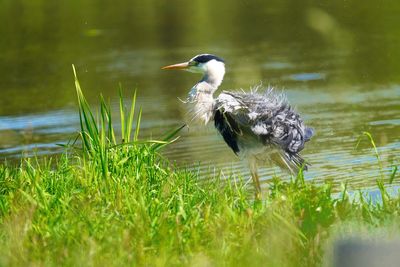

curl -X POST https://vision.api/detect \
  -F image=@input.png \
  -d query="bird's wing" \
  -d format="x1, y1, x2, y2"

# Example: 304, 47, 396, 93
213, 92, 247, 155
215, 90, 314, 171
216, 90, 312, 152
214, 109, 241, 154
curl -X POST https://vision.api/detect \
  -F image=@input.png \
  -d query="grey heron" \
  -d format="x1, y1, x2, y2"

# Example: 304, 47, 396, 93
162, 54, 314, 198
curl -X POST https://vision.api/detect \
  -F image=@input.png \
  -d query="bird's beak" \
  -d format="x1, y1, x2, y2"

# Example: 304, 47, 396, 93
161, 62, 189, 70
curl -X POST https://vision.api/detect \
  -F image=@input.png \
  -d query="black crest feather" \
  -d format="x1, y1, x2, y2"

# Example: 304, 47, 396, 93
192, 54, 225, 64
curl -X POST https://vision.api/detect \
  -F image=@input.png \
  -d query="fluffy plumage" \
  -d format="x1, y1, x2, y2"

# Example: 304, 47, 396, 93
214, 87, 314, 173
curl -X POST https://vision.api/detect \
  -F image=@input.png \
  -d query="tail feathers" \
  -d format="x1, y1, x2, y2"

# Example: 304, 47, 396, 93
279, 151, 309, 174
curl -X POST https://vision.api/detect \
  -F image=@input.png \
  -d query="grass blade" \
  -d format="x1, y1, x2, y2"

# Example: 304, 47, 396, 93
134, 107, 142, 142
356, 131, 384, 180
119, 88, 126, 143
126, 90, 137, 143
152, 124, 186, 151
389, 165, 398, 184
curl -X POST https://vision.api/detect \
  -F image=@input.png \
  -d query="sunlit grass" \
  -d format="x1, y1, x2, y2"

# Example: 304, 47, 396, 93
0, 72, 399, 266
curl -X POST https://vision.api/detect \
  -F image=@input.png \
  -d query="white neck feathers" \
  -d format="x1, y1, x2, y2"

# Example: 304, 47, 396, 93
202, 59, 225, 89
186, 59, 226, 124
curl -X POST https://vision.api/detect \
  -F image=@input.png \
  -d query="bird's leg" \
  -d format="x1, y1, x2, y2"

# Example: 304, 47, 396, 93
249, 158, 262, 200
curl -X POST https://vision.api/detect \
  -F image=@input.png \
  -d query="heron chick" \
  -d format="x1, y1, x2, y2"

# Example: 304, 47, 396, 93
162, 54, 314, 199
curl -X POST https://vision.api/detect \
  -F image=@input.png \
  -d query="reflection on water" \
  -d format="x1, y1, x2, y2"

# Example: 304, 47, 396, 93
0, 0, 399, 190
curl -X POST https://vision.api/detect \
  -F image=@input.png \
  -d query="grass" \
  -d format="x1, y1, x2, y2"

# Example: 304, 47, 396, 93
0, 70, 399, 266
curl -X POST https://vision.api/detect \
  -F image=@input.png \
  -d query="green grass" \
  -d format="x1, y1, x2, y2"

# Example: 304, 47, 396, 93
0, 71, 399, 266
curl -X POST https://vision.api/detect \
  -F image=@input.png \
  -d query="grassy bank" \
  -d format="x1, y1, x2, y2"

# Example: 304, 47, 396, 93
0, 73, 399, 266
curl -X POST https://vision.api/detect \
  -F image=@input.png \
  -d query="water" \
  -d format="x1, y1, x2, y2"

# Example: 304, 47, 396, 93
1, 0, 399, 190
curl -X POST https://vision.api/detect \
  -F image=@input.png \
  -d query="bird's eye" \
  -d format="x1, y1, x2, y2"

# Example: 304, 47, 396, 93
188, 61, 198, 66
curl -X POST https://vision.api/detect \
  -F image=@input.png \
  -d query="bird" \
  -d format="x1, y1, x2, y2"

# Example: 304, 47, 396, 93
162, 54, 314, 198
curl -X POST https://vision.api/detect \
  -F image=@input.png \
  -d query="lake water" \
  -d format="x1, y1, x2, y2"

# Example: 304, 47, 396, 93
1, 0, 399, 190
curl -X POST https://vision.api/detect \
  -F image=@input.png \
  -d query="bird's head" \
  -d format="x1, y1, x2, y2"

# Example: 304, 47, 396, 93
162, 54, 225, 88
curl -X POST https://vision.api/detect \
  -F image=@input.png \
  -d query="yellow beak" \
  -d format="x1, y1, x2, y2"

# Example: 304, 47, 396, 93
161, 62, 189, 70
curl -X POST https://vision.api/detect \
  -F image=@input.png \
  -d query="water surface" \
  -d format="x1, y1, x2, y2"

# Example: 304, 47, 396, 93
1, 0, 399, 190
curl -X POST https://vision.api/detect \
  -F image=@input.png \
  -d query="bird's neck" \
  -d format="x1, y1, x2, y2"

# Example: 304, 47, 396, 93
189, 80, 216, 98
187, 81, 217, 124
187, 65, 225, 124
202, 69, 225, 90
188, 68, 225, 100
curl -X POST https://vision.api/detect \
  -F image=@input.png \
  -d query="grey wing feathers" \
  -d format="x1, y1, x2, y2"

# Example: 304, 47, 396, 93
215, 88, 314, 172
214, 109, 241, 154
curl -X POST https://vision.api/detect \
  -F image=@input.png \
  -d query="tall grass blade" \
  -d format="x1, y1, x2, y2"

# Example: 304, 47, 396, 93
134, 108, 142, 142
126, 90, 137, 143
101, 95, 116, 145
389, 165, 398, 184
356, 131, 384, 180
119, 88, 126, 143
73, 65, 94, 155
73, 65, 109, 177
152, 124, 186, 151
